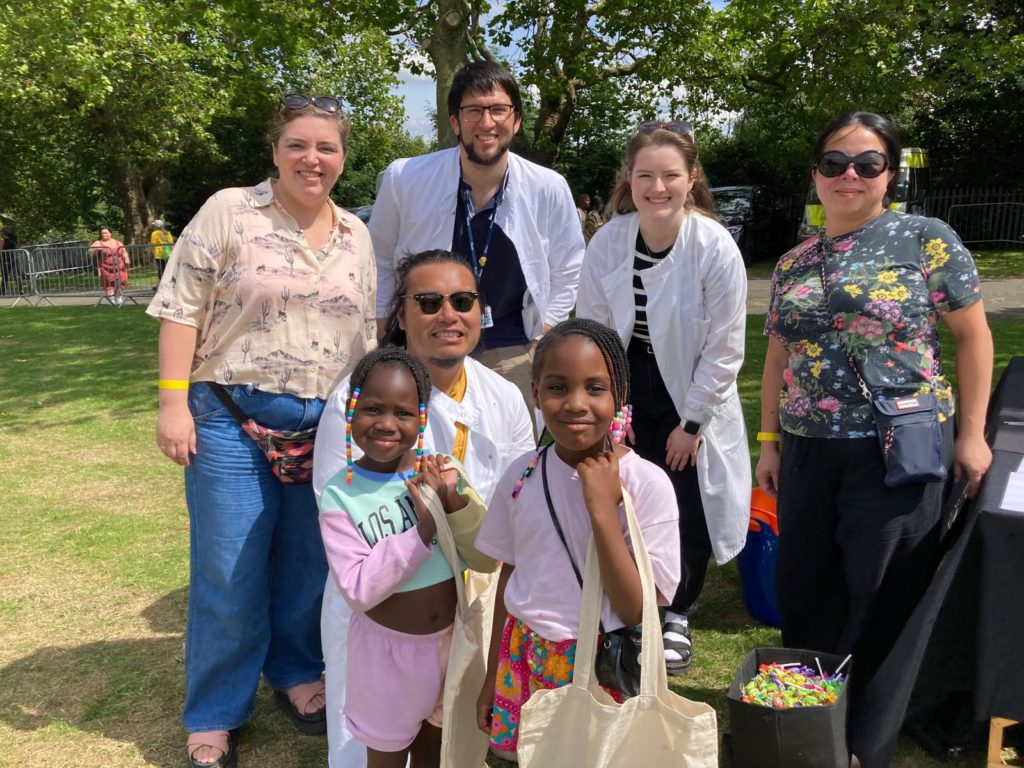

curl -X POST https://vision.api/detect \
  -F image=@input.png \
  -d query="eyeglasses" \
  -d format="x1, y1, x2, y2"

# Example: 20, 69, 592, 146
815, 150, 891, 179
636, 120, 694, 139
279, 93, 344, 113
458, 104, 516, 123
402, 291, 479, 314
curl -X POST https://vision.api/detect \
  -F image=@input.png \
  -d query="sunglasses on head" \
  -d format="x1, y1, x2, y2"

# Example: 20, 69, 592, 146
815, 150, 891, 178
636, 120, 694, 139
402, 291, 479, 314
279, 93, 344, 113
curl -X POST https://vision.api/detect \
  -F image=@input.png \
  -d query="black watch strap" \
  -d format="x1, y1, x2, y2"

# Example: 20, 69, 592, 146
682, 420, 701, 435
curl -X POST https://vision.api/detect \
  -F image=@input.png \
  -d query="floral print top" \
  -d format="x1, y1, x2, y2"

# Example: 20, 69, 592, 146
765, 211, 981, 438
146, 179, 376, 399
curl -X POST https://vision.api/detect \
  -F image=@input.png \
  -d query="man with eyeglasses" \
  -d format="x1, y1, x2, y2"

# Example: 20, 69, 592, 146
370, 60, 585, 409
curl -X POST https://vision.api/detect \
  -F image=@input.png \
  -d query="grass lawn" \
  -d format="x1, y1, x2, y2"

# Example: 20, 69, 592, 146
1, 307, 1021, 767
747, 247, 1024, 280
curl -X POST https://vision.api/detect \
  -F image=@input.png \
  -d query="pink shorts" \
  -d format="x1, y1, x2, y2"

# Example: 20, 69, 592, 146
345, 611, 453, 753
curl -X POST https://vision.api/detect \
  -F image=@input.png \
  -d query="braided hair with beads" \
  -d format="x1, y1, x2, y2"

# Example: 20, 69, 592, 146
510, 318, 632, 499
532, 318, 630, 410
344, 345, 432, 484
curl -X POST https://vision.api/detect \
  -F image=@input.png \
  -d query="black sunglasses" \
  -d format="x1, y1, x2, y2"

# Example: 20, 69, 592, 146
636, 120, 694, 139
402, 291, 479, 314
279, 93, 344, 113
815, 150, 891, 179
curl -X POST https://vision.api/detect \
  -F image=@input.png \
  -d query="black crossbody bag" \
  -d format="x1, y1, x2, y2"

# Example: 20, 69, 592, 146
539, 446, 642, 698
819, 245, 946, 487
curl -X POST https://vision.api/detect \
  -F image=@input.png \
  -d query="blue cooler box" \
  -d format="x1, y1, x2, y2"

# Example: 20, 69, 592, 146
738, 488, 781, 627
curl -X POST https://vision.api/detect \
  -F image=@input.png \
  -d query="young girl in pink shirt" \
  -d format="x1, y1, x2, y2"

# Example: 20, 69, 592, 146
474, 318, 681, 759
318, 345, 493, 768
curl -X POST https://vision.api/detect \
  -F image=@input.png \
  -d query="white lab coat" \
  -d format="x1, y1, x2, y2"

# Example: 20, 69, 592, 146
577, 211, 751, 564
312, 357, 535, 768
369, 146, 585, 339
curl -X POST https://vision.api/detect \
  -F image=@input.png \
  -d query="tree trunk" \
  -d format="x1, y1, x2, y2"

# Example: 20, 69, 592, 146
528, 81, 577, 168
114, 162, 169, 243
424, 0, 471, 149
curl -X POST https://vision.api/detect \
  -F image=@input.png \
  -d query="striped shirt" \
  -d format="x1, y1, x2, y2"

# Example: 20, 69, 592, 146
632, 232, 672, 342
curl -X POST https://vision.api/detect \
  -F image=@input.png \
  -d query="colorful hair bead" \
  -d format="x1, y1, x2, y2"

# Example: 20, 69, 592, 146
344, 386, 361, 484
511, 453, 539, 499
608, 404, 632, 444
413, 402, 427, 475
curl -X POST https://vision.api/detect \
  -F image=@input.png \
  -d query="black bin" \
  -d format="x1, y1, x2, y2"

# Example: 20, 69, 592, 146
727, 647, 851, 768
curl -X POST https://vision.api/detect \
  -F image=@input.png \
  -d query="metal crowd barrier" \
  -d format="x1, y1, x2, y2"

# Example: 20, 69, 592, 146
946, 203, 1024, 247
1, 248, 32, 306
10, 242, 162, 307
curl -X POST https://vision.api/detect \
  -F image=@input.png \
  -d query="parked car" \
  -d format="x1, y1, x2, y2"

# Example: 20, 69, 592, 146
712, 185, 790, 265
797, 147, 930, 240
346, 205, 373, 224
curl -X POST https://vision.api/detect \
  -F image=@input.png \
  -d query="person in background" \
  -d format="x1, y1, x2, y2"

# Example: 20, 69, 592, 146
150, 218, 175, 288
583, 195, 607, 243
575, 192, 591, 231
90, 227, 130, 304
313, 248, 535, 768
369, 60, 585, 409
150, 92, 376, 768
577, 121, 751, 676
755, 111, 992, 758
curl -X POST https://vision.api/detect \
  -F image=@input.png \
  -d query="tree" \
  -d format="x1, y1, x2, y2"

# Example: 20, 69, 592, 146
492, 0, 719, 166
0, 0, 409, 242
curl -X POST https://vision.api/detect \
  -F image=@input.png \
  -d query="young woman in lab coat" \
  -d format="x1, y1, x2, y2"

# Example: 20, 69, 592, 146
576, 122, 751, 674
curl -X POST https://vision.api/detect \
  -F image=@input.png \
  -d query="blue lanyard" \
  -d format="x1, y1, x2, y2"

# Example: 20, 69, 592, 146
459, 172, 507, 282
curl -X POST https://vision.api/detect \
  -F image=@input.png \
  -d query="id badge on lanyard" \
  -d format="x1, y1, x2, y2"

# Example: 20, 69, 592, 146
460, 175, 505, 329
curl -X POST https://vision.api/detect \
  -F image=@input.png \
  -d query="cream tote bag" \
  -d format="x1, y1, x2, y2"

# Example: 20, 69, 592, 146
421, 486, 494, 768
516, 488, 719, 767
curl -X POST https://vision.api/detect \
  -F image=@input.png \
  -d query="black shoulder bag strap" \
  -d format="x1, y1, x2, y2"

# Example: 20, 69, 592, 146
540, 445, 608, 637
207, 382, 252, 426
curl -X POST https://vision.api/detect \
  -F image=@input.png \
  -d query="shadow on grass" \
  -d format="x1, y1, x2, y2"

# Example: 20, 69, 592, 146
0, 588, 187, 766
0, 307, 158, 429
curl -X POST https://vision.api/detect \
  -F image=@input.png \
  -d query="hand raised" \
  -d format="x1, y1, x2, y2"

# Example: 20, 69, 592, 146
577, 449, 622, 523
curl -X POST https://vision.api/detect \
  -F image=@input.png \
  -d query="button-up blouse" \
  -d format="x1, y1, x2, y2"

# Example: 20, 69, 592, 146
146, 179, 376, 399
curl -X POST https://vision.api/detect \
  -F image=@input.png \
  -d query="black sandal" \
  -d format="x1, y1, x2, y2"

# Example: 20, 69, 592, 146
273, 687, 327, 736
187, 729, 238, 768
663, 620, 692, 675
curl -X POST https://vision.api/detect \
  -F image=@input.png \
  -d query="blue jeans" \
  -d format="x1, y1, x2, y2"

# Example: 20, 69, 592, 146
183, 382, 327, 733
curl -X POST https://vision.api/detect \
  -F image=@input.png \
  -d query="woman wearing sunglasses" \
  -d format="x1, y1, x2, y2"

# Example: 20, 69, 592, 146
755, 111, 992, 756
576, 120, 751, 676
148, 93, 376, 768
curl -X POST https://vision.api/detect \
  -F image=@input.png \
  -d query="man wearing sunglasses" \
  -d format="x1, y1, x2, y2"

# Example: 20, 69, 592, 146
369, 60, 584, 408
314, 248, 536, 768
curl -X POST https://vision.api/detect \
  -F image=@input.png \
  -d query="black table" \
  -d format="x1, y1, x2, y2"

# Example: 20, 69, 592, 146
849, 356, 1024, 767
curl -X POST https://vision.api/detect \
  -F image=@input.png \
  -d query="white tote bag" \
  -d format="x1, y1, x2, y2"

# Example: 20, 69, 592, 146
517, 489, 719, 767
420, 487, 494, 768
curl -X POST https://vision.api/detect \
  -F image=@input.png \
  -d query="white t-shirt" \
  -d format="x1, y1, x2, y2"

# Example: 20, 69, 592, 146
475, 447, 681, 642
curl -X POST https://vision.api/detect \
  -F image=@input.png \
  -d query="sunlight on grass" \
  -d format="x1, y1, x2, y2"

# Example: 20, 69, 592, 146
1, 307, 1021, 767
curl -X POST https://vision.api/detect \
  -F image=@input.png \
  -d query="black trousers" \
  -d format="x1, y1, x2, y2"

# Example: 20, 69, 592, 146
776, 419, 954, 699
627, 341, 713, 615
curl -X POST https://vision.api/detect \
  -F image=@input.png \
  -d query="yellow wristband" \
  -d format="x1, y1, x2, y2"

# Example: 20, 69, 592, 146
756, 431, 780, 442
158, 379, 190, 390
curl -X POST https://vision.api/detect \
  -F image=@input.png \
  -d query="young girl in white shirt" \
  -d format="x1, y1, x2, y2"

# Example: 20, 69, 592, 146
473, 318, 681, 759
318, 345, 493, 768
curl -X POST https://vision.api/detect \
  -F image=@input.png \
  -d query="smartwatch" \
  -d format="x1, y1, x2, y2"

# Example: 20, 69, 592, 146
682, 420, 701, 435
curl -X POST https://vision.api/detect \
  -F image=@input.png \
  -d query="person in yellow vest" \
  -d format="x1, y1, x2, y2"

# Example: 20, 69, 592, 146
150, 219, 174, 288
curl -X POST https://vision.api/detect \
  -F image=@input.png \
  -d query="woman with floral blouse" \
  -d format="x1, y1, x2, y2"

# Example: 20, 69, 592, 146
149, 95, 376, 768
755, 111, 993, 756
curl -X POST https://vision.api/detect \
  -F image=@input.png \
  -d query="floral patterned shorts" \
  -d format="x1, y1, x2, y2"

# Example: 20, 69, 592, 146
488, 615, 623, 756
